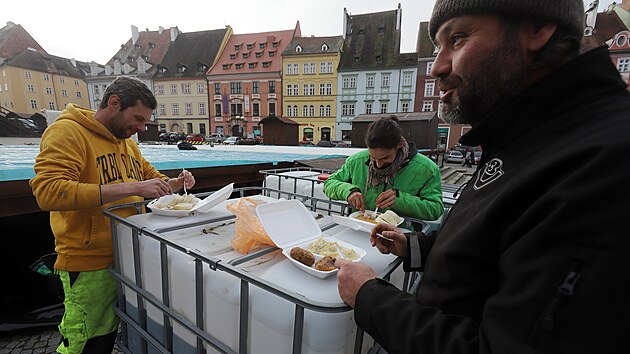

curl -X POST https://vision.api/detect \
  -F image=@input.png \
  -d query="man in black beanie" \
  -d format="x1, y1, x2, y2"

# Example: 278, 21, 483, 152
335, 0, 630, 353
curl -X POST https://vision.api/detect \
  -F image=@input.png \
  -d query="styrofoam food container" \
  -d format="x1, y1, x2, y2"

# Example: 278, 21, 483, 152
148, 183, 233, 217
349, 210, 404, 228
256, 199, 366, 279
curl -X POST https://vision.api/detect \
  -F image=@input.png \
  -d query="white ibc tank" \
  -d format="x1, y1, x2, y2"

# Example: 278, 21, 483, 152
264, 171, 345, 214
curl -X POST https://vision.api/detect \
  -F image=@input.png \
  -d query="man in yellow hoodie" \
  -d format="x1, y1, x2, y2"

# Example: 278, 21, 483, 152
30, 76, 195, 353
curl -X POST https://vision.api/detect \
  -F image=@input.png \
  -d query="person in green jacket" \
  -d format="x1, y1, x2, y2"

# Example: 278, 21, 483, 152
324, 116, 443, 220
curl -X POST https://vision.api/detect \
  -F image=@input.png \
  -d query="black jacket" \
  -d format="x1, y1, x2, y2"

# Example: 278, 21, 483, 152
354, 47, 630, 353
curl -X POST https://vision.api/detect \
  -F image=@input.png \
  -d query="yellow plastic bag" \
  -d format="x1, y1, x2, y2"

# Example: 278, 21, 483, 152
226, 197, 276, 254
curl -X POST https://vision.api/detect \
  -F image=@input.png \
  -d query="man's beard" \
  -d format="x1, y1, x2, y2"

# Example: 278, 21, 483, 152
438, 35, 528, 126
110, 111, 133, 139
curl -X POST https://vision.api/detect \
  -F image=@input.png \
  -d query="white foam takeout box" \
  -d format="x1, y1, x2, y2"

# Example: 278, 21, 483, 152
256, 199, 366, 279
331, 210, 404, 233
147, 183, 234, 217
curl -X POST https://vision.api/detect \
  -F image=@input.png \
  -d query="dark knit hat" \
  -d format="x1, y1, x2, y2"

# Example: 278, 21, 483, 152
429, 0, 585, 42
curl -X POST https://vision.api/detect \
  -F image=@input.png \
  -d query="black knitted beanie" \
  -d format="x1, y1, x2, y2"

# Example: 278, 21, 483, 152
429, 0, 585, 41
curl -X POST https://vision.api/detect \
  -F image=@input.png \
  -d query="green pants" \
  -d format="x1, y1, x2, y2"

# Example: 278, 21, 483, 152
56, 269, 119, 354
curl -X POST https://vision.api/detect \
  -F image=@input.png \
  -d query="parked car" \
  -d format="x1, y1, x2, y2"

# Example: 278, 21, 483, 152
236, 138, 259, 145
316, 140, 335, 147
445, 150, 465, 164
206, 133, 226, 144
168, 132, 186, 144
158, 132, 169, 142
331, 140, 349, 147
185, 133, 205, 142
223, 136, 241, 145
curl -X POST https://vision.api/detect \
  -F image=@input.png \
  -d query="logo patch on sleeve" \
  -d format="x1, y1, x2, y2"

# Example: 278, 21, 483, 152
474, 158, 504, 190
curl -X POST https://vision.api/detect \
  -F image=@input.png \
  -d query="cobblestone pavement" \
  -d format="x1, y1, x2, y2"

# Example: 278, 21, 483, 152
0, 327, 124, 354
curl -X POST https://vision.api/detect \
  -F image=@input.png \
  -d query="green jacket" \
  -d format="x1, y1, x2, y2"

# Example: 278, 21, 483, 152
323, 149, 443, 220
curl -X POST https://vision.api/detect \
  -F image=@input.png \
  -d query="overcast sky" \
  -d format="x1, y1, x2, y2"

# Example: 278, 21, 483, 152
2, 0, 605, 65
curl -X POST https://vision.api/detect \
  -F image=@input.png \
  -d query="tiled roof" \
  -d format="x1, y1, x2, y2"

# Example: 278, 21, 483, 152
593, 10, 628, 44
260, 115, 299, 125
0, 22, 47, 59
7, 49, 89, 78
208, 25, 300, 76
339, 9, 404, 70
155, 28, 229, 79
281, 36, 344, 56
416, 22, 435, 58
105, 27, 175, 73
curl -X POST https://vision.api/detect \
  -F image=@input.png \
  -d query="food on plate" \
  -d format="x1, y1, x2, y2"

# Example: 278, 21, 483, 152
375, 210, 401, 225
306, 238, 359, 261
314, 256, 336, 271
290, 247, 315, 266
354, 213, 377, 224
152, 194, 198, 210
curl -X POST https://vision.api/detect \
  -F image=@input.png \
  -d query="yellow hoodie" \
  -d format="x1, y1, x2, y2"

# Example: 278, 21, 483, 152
30, 104, 167, 271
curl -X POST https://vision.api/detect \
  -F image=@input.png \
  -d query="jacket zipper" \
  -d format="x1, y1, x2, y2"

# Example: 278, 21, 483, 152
541, 269, 581, 331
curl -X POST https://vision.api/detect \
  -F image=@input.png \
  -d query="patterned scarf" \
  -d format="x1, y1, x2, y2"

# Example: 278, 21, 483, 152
366, 139, 410, 188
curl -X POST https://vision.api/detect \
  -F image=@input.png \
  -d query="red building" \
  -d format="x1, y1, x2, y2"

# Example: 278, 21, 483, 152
206, 24, 301, 138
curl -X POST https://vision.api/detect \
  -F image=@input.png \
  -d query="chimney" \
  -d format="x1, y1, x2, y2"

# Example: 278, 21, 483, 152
623, 0, 630, 11
131, 25, 139, 45
342, 8, 348, 39
70, 58, 76, 67
159, 26, 164, 35
170, 27, 179, 42
396, 3, 402, 31
6, 21, 15, 29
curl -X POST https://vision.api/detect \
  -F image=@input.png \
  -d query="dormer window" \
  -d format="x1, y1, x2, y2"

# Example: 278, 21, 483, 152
295, 45, 303, 53
359, 29, 365, 35
229, 54, 236, 59
222, 64, 231, 70
248, 63, 257, 68
148, 42, 156, 49
198, 64, 207, 72
378, 26, 385, 34
259, 43, 266, 49
375, 55, 381, 62
158, 67, 167, 74
262, 61, 271, 68
234, 44, 241, 50
134, 44, 141, 50
354, 56, 361, 63
268, 51, 276, 57
246, 43, 254, 50
141, 55, 149, 61
255, 52, 262, 58
272, 42, 279, 48
243, 52, 250, 58
128, 57, 135, 63
177, 65, 187, 73
235, 63, 244, 69
321, 43, 329, 51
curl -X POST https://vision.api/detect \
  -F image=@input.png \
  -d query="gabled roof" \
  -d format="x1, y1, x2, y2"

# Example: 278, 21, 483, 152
592, 10, 628, 44
155, 28, 229, 79
7, 49, 89, 78
339, 8, 404, 71
416, 22, 435, 58
0, 22, 47, 60
282, 36, 344, 56
259, 115, 299, 125
208, 25, 300, 76
105, 27, 175, 73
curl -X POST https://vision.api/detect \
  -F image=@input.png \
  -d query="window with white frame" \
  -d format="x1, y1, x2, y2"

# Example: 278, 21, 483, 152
185, 102, 192, 115
61, 89, 67, 96
76, 92, 82, 98
286, 64, 294, 75
617, 58, 630, 72
172, 103, 179, 115
46, 87, 52, 94
309, 84, 315, 96
215, 103, 222, 116
303, 105, 308, 117
327, 62, 333, 73
366, 75, 374, 88
303, 84, 309, 96
286, 84, 294, 96
159, 104, 166, 115
365, 102, 372, 114
342, 103, 355, 116
197, 83, 205, 94
381, 74, 390, 87
342, 77, 357, 88
286, 105, 292, 117
43, 74, 49, 81
156, 85, 164, 95
380, 102, 388, 113
422, 101, 433, 112
48, 102, 55, 110
25, 71, 32, 79
27, 84, 35, 92
320, 62, 326, 73
292, 105, 298, 116
319, 105, 325, 116
310, 63, 316, 74
325, 105, 331, 116
30, 100, 37, 108
403, 73, 412, 86
198, 102, 206, 115
319, 83, 325, 95
309, 105, 314, 117
253, 102, 260, 116
303, 63, 310, 74
60, 77, 65, 84
426, 61, 434, 75
326, 83, 332, 95
424, 81, 435, 96
171, 84, 177, 95
401, 101, 410, 112
292, 84, 298, 96
182, 83, 191, 94
74, 79, 80, 86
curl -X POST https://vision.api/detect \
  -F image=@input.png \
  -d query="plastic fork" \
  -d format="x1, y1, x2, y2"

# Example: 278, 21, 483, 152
182, 168, 187, 195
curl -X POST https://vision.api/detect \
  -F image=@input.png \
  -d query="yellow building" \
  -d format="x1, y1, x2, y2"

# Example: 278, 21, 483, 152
0, 50, 90, 114
153, 27, 232, 135
281, 36, 343, 143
